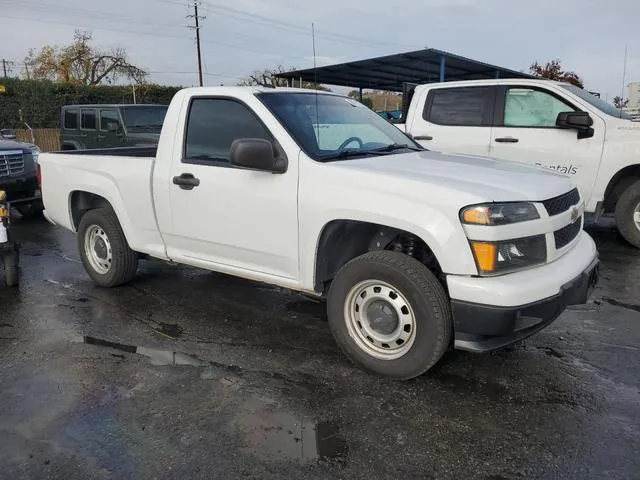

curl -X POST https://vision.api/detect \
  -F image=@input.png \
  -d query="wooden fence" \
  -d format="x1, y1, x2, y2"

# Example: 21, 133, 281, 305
15, 129, 61, 152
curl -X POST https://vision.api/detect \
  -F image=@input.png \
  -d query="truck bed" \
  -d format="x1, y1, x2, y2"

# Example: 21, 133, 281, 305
39, 149, 167, 260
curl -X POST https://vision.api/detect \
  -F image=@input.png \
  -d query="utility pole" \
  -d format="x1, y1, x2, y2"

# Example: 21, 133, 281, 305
2, 59, 6, 78
187, 1, 205, 87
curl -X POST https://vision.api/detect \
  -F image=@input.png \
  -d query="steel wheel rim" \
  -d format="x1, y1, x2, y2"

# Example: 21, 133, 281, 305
344, 280, 417, 360
84, 224, 112, 275
634, 202, 640, 232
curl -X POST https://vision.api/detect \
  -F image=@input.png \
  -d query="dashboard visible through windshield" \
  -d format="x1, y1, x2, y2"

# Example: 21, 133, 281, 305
257, 92, 422, 161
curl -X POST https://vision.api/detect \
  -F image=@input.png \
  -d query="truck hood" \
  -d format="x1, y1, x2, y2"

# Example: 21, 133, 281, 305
328, 150, 575, 203
0, 139, 37, 151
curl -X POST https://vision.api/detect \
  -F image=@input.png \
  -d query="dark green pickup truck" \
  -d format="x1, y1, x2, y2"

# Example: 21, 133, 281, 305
60, 104, 168, 150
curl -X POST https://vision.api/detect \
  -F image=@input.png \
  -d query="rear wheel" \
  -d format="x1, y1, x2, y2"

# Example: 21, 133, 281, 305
615, 179, 640, 248
327, 251, 451, 379
77, 207, 138, 287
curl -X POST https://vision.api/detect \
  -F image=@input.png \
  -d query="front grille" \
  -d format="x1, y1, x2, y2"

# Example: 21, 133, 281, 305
554, 216, 582, 249
543, 188, 580, 216
0, 150, 25, 178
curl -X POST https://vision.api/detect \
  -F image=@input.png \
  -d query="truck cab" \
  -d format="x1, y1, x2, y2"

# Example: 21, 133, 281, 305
60, 104, 168, 151
403, 79, 640, 248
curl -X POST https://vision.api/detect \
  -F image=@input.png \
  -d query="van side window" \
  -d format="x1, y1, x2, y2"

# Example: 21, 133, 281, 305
184, 98, 271, 164
64, 109, 79, 129
81, 109, 97, 130
504, 88, 576, 127
424, 87, 493, 126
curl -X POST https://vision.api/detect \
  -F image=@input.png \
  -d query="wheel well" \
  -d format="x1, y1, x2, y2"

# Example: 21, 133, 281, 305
70, 191, 113, 230
314, 220, 442, 293
603, 165, 640, 213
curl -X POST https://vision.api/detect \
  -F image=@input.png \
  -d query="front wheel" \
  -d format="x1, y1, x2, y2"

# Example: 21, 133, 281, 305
615, 179, 640, 249
77, 207, 139, 287
327, 251, 452, 379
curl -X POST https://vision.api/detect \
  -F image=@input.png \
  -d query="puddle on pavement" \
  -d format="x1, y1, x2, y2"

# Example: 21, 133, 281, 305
80, 336, 206, 367
237, 398, 347, 464
154, 322, 184, 339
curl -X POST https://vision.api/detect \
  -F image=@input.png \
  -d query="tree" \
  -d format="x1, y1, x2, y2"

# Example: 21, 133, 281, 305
360, 97, 374, 109
529, 59, 584, 88
237, 65, 328, 90
613, 96, 629, 109
25, 30, 147, 85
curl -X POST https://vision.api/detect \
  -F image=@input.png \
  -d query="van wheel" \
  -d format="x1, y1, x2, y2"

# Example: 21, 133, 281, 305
615, 179, 640, 249
77, 207, 138, 287
327, 251, 451, 379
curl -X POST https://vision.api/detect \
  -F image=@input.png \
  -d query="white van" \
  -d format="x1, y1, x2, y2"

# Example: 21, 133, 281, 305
402, 79, 640, 248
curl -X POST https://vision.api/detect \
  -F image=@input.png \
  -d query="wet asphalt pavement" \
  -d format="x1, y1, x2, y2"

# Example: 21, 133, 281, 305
0, 216, 639, 480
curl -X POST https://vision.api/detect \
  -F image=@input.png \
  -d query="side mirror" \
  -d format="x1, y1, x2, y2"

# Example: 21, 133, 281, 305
106, 122, 119, 132
230, 138, 287, 173
556, 111, 594, 139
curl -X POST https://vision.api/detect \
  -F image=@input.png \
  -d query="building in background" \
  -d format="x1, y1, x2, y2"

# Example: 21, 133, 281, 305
624, 82, 640, 120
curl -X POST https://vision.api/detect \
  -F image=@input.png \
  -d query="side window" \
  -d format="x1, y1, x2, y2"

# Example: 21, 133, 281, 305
100, 109, 120, 131
81, 109, 97, 130
504, 88, 575, 127
64, 109, 78, 129
184, 98, 270, 163
425, 87, 493, 126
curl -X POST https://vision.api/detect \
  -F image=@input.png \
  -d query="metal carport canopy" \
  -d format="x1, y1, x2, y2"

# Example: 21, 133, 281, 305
275, 48, 534, 92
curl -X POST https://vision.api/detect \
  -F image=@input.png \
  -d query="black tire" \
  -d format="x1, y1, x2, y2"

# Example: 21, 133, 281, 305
327, 251, 452, 379
77, 207, 138, 287
615, 179, 640, 249
3, 252, 18, 287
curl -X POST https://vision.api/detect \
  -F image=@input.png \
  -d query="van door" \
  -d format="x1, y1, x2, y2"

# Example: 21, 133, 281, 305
408, 85, 495, 156
489, 86, 605, 202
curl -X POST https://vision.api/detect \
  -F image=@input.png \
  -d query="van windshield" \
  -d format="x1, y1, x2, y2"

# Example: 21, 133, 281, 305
257, 92, 422, 162
561, 84, 633, 120
120, 106, 169, 132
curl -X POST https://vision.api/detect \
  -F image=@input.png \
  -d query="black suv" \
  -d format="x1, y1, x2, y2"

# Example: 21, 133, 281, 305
60, 104, 168, 150
0, 138, 43, 217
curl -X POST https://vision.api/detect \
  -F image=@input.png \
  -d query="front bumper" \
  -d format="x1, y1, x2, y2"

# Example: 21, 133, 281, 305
448, 232, 599, 352
0, 175, 38, 197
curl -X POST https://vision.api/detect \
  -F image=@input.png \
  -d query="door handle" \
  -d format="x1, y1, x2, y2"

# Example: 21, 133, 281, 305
413, 135, 433, 141
494, 137, 519, 143
172, 173, 200, 190
79, 133, 88, 138
96, 135, 106, 140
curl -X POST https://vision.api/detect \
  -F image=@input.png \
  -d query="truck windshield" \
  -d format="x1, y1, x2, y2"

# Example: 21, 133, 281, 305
560, 84, 633, 120
120, 106, 169, 132
257, 92, 422, 162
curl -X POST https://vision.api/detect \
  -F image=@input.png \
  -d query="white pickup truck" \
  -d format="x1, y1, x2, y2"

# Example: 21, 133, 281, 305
399, 79, 640, 248
39, 86, 599, 379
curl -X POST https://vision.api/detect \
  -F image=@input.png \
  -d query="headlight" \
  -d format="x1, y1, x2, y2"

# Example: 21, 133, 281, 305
461, 202, 539, 225
30, 147, 40, 164
470, 235, 547, 275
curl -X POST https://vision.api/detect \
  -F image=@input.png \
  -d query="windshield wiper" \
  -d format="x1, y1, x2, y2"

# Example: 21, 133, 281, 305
319, 150, 378, 161
369, 143, 423, 153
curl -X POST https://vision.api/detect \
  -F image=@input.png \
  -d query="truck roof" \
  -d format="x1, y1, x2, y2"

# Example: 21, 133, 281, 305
61, 104, 168, 109
177, 86, 341, 96
413, 78, 568, 91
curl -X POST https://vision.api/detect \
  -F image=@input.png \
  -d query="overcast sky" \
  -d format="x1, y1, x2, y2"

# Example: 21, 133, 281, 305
2, 0, 639, 102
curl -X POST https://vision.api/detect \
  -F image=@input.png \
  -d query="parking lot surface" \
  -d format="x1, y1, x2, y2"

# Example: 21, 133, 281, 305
1, 216, 639, 480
